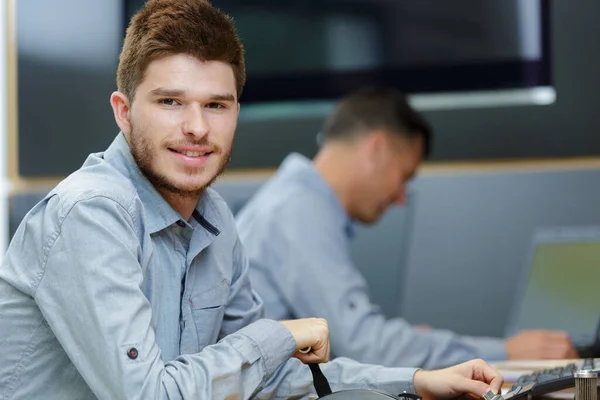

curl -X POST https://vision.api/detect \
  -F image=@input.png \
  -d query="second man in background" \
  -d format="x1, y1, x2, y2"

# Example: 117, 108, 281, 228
236, 87, 578, 369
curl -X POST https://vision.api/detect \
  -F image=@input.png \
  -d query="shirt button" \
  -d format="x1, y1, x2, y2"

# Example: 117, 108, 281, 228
127, 347, 138, 360
176, 220, 186, 228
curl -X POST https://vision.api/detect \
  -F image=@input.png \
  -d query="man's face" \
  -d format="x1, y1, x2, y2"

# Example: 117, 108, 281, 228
353, 135, 423, 224
124, 54, 239, 199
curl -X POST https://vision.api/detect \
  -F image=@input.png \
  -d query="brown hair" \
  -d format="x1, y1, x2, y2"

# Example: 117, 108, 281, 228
117, 0, 245, 101
321, 86, 433, 157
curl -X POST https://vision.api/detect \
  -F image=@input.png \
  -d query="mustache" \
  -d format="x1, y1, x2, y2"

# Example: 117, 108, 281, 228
164, 139, 222, 154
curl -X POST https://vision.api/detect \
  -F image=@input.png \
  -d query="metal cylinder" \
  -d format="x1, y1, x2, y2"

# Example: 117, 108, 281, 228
575, 370, 598, 400
482, 389, 504, 400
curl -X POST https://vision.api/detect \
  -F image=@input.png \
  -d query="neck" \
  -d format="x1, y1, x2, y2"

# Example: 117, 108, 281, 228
313, 142, 358, 215
158, 189, 201, 221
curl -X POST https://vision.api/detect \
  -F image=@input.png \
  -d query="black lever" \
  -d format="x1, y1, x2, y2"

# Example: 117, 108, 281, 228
309, 363, 333, 397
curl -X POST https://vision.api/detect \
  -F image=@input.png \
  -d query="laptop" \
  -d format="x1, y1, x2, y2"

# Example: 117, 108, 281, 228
504, 226, 600, 355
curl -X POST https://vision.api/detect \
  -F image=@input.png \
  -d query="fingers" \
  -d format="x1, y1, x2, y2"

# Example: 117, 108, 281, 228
280, 317, 329, 349
461, 359, 504, 394
414, 360, 504, 400
516, 330, 569, 340
507, 330, 578, 359
566, 347, 580, 359
541, 344, 578, 359
456, 377, 492, 398
477, 362, 504, 393
293, 341, 330, 364
538, 330, 570, 340
539, 333, 578, 359
280, 318, 331, 364
294, 349, 329, 364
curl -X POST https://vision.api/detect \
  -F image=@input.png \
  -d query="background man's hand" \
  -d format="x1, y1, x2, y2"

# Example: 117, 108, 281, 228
413, 359, 504, 400
505, 330, 579, 360
280, 318, 330, 363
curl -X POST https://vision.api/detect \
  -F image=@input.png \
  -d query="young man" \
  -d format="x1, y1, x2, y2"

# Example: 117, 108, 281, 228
236, 87, 579, 370
0, 0, 503, 399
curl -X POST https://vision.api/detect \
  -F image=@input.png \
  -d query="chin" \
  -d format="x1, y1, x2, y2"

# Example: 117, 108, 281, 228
156, 172, 211, 197
174, 168, 215, 187
368, 210, 387, 224
161, 157, 228, 195
365, 216, 382, 225
356, 214, 379, 225
175, 178, 213, 193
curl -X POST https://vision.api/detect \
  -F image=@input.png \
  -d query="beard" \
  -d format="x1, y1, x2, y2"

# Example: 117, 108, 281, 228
128, 125, 231, 201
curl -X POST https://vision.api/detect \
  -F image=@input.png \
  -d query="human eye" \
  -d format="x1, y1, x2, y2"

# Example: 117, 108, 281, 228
206, 102, 226, 109
159, 98, 180, 106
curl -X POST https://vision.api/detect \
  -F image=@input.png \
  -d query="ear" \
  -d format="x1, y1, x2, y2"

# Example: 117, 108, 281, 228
110, 91, 132, 135
363, 131, 389, 164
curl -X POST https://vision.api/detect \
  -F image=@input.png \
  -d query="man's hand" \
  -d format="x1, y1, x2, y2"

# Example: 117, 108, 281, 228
413, 359, 504, 400
505, 330, 579, 360
280, 318, 330, 364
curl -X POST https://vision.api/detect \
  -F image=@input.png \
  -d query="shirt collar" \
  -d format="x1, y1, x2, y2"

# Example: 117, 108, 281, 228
277, 152, 355, 238
101, 132, 222, 235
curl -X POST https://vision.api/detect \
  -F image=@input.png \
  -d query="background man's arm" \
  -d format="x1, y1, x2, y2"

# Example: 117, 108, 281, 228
254, 196, 506, 369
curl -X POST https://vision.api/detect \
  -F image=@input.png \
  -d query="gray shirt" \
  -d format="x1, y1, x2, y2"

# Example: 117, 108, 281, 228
236, 153, 507, 370
0, 135, 417, 399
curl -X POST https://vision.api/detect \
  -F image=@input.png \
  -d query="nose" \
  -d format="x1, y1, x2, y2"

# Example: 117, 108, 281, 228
183, 104, 209, 138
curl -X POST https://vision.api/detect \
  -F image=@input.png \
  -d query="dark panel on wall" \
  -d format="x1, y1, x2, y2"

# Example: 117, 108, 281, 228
15, 0, 600, 176
227, 0, 600, 168
16, 0, 122, 177
211, 0, 551, 102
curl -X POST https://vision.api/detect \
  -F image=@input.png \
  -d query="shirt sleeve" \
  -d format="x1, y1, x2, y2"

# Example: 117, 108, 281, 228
259, 193, 507, 369
33, 195, 297, 399
257, 357, 418, 399
224, 225, 420, 398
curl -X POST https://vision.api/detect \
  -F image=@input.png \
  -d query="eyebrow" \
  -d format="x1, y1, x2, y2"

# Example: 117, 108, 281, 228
149, 88, 236, 102
209, 93, 236, 102
150, 88, 186, 97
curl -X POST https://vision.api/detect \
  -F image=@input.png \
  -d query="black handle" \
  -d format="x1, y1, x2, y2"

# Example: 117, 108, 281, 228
309, 363, 333, 398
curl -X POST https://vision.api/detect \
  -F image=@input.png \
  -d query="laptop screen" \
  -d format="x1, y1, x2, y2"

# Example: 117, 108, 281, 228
510, 238, 600, 337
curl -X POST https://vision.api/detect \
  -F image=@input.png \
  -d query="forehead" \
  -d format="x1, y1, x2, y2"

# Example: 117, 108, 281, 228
389, 134, 423, 157
138, 54, 237, 98
389, 135, 423, 176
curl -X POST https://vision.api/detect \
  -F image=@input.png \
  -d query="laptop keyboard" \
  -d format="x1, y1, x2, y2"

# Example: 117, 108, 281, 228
505, 358, 600, 399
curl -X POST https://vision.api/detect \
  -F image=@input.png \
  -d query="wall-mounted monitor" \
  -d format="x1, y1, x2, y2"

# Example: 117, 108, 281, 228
126, 0, 552, 109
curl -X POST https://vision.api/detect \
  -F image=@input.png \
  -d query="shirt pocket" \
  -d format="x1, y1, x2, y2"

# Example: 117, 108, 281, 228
190, 283, 229, 348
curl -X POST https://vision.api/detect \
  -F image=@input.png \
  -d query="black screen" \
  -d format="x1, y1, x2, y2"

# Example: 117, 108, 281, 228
126, 0, 551, 103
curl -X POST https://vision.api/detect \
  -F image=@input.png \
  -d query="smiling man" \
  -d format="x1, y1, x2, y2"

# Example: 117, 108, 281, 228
115, 54, 237, 219
0, 0, 504, 399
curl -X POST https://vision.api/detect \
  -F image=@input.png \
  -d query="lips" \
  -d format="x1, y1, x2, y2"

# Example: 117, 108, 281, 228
168, 147, 214, 167
169, 144, 215, 155
171, 149, 211, 157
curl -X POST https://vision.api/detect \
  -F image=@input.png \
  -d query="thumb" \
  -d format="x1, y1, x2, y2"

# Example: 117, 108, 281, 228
457, 377, 491, 398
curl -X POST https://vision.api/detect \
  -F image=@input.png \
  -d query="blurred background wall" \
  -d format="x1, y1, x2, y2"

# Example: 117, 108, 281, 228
3, 0, 600, 337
